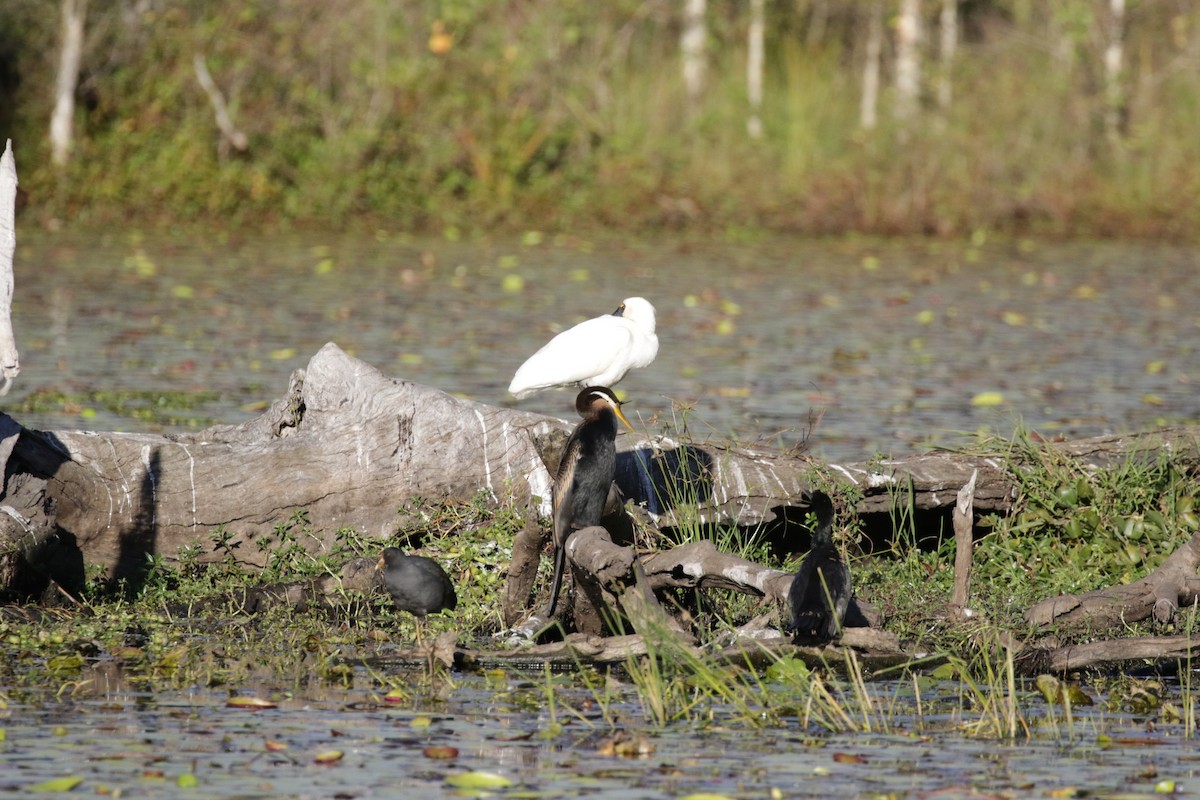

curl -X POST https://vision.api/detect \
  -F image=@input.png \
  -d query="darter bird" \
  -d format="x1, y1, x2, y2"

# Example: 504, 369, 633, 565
544, 386, 631, 618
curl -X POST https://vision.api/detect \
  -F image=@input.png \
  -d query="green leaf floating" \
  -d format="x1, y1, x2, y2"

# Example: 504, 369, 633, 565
446, 771, 514, 789
29, 776, 84, 792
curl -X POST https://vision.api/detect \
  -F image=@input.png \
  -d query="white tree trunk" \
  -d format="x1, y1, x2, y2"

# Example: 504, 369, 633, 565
193, 54, 248, 154
746, 0, 765, 138
937, 0, 957, 112
894, 0, 922, 124
1103, 0, 1126, 143
860, 0, 883, 130
0, 141, 19, 395
49, 0, 88, 168
681, 0, 707, 110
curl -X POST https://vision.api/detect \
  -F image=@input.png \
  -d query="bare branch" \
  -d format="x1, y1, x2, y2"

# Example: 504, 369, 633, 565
193, 54, 248, 153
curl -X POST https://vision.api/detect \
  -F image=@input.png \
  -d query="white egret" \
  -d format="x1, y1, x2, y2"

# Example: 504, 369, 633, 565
508, 297, 658, 398
544, 386, 630, 618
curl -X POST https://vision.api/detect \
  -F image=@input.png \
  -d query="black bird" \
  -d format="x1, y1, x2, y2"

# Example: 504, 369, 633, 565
376, 547, 457, 643
544, 386, 631, 618
788, 491, 851, 642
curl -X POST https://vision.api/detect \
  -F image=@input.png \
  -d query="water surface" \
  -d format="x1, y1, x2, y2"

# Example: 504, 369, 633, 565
11, 232, 1199, 462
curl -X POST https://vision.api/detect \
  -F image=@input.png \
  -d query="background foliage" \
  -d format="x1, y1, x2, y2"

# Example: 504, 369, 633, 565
0, 0, 1197, 237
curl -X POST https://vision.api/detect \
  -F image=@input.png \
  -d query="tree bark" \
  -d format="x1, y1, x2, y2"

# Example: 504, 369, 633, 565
50, 0, 88, 168
894, 0, 922, 125
746, 0, 765, 139
681, 0, 707, 112
937, 0, 957, 113
193, 54, 248, 155
1103, 0, 1127, 144
0, 141, 20, 395
860, 0, 883, 130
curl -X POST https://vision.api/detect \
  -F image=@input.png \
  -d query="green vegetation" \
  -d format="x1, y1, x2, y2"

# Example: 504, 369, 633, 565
15, 387, 221, 428
1, 2, 1197, 239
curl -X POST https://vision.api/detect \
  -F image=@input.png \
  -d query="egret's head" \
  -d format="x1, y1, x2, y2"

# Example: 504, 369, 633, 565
613, 297, 656, 333
576, 386, 632, 429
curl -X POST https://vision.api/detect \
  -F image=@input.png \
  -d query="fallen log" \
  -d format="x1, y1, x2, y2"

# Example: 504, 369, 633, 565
1026, 529, 1200, 630
4, 343, 1200, 657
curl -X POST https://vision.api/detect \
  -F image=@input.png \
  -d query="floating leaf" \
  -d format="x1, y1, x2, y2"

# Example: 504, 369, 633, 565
970, 391, 1006, 407
171, 285, 195, 299
269, 348, 297, 361
446, 771, 513, 789
1155, 780, 1177, 793
383, 689, 406, 705
679, 795, 737, 800
915, 309, 935, 325
501, 274, 525, 294
226, 696, 277, 710
176, 774, 199, 788
46, 657, 84, 676
29, 776, 84, 792
314, 750, 344, 764
1036, 674, 1061, 703
832, 752, 868, 764
265, 740, 288, 751
423, 746, 459, 759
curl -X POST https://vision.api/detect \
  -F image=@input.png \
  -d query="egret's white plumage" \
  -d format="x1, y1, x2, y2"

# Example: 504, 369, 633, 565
508, 297, 658, 399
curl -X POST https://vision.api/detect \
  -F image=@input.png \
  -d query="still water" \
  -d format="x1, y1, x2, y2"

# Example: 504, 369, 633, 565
3, 673, 1198, 798
10, 231, 1200, 462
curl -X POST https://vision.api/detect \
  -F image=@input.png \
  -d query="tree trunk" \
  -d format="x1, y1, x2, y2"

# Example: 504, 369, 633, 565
1103, 0, 1127, 144
50, 0, 88, 168
937, 0, 957, 113
0, 141, 19, 394
746, 0, 765, 139
193, 54, 248, 156
860, 0, 883, 131
894, 0, 922, 125
681, 0, 707, 111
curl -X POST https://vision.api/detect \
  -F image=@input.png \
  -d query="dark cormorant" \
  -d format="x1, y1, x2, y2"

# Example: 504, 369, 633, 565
788, 491, 851, 642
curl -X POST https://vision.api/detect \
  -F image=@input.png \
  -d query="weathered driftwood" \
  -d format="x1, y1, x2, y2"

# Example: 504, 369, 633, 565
6, 343, 1200, 669
951, 469, 977, 609
1030, 635, 1200, 673
9, 342, 1200, 592
1026, 529, 1200, 631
